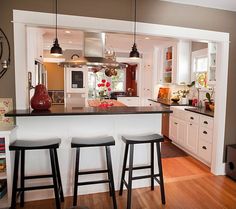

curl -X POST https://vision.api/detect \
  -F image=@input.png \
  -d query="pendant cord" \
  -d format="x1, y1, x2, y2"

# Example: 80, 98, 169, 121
134, 0, 137, 44
56, 0, 58, 39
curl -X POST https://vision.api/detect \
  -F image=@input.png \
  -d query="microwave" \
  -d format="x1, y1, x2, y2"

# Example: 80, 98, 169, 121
65, 66, 88, 93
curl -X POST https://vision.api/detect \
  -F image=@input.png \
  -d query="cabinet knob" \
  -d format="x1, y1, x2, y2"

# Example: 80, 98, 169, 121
202, 146, 207, 150
190, 123, 192, 126
204, 121, 208, 124
174, 122, 178, 125
203, 131, 208, 134
190, 117, 194, 120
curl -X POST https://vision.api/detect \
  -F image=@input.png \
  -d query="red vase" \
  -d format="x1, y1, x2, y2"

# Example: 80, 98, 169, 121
31, 84, 52, 110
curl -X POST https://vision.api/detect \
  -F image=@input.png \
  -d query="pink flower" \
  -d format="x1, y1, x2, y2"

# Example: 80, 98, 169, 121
101, 83, 105, 87
102, 79, 106, 83
108, 88, 111, 91
106, 82, 111, 87
97, 83, 101, 87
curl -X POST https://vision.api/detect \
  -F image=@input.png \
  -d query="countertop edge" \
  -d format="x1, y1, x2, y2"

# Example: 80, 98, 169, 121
185, 108, 214, 118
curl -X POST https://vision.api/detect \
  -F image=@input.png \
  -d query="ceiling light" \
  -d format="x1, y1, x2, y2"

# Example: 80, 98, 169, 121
129, 0, 140, 59
65, 30, 71, 34
145, 37, 150, 40
50, 0, 63, 56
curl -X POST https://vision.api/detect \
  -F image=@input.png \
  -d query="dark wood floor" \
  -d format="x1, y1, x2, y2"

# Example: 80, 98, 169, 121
16, 156, 236, 209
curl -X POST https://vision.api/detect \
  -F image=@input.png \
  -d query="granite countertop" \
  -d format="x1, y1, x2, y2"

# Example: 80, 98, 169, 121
5, 105, 172, 117
185, 107, 214, 118
148, 98, 189, 106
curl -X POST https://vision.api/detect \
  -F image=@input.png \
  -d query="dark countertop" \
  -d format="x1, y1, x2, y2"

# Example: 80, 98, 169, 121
148, 99, 189, 106
5, 105, 172, 117
185, 107, 214, 118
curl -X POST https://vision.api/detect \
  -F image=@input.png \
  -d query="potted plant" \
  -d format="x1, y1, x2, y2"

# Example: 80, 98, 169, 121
205, 92, 214, 111
177, 89, 189, 104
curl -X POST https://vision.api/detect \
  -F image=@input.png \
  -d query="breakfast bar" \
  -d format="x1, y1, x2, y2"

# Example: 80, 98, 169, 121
4, 105, 172, 203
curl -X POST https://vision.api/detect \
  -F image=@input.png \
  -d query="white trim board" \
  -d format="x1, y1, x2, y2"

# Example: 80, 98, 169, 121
13, 10, 229, 176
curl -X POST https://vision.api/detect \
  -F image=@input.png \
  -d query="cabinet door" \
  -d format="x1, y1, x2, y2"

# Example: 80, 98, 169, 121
170, 117, 178, 143
186, 122, 198, 154
177, 119, 187, 147
162, 113, 169, 138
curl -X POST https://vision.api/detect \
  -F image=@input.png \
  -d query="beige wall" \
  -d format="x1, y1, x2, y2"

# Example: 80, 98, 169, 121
1, 0, 236, 154
192, 42, 208, 52
44, 63, 64, 90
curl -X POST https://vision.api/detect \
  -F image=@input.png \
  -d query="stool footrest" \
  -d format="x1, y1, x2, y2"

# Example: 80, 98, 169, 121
77, 179, 110, 186
132, 174, 160, 181
124, 165, 151, 171
78, 169, 108, 175
17, 185, 54, 191
24, 174, 53, 180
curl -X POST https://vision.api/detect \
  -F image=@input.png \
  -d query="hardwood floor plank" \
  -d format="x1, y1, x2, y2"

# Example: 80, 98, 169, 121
15, 156, 236, 209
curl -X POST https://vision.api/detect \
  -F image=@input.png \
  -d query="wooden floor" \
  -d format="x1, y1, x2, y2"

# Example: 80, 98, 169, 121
16, 156, 236, 209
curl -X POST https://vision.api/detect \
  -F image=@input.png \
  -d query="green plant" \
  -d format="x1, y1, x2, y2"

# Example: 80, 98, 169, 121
206, 92, 213, 104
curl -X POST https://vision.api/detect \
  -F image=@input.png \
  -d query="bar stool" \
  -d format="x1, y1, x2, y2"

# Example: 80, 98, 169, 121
71, 136, 117, 209
9, 138, 64, 209
119, 134, 165, 209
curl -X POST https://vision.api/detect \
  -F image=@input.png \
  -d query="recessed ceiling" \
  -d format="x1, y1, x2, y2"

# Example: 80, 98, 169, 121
161, 0, 236, 12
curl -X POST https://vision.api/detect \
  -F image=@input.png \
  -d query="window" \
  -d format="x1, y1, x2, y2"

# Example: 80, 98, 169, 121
88, 69, 126, 99
194, 56, 208, 73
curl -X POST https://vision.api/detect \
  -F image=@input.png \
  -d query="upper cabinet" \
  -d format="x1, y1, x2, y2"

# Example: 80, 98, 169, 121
208, 43, 217, 85
154, 40, 191, 85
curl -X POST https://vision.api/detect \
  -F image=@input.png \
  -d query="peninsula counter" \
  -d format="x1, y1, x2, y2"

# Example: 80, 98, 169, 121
4, 105, 172, 202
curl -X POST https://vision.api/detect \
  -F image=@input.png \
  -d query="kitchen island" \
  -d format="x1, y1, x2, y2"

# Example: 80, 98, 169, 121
4, 105, 172, 203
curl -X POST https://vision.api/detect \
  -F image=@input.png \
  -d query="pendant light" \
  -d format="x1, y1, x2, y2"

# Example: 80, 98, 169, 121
50, 0, 63, 56
129, 0, 140, 58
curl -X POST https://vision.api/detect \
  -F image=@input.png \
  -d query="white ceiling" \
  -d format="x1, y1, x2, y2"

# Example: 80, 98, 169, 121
161, 0, 236, 12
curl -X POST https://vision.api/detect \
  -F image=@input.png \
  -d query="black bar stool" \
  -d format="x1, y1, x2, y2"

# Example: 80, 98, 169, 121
71, 136, 117, 209
119, 134, 165, 209
9, 138, 64, 209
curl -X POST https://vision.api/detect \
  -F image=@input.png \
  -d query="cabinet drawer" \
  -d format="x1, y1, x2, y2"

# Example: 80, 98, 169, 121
198, 139, 212, 164
187, 112, 199, 124
199, 127, 213, 143
200, 115, 214, 130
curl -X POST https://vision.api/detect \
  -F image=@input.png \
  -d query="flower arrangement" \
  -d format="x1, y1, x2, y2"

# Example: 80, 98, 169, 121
177, 89, 189, 98
97, 79, 112, 100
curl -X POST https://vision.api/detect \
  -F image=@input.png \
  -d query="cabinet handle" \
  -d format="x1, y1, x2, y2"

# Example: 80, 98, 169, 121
190, 123, 192, 126
203, 131, 208, 134
228, 162, 235, 170
190, 117, 194, 120
202, 146, 207, 150
174, 122, 178, 125
204, 121, 208, 124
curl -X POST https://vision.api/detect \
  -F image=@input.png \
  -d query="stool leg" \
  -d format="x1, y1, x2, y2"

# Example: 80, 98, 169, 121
106, 147, 112, 197
11, 150, 20, 209
53, 148, 64, 202
20, 150, 25, 207
127, 144, 134, 209
151, 142, 154, 191
119, 144, 129, 196
73, 148, 80, 206
105, 146, 117, 209
156, 142, 166, 205
50, 149, 61, 209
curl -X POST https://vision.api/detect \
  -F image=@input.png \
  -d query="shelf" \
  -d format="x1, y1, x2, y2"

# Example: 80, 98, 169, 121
164, 71, 172, 74
0, 153, 6, 159
0, 172, 7, 180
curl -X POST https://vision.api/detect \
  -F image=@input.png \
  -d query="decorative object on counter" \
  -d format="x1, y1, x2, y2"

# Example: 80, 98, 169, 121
50, 0, 63, 56
205, 91, 215, 111
129, 0, 140, 58
0, 98, 14, 126
127, 88, 134, 96
30, 84, 52, 110
171, 96, 180, 103
98, 100, 114, 108
0, 28, 11, 79
177, 89, 189, 105
97, 79, 111, 101
158, 87, 170, 99
48, 90, 64, 104
105, 68, 117, 77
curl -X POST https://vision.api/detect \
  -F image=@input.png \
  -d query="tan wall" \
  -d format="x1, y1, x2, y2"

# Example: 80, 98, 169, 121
1, 0, 236, 154
44, 63, 64, 90
192, 42, 208, 52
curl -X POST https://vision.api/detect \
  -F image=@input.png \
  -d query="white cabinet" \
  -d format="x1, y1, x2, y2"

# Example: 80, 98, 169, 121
186, 122, 199, 154
155, 40, 191, 85
169, 107, 214, 166
117, 97, 140, 106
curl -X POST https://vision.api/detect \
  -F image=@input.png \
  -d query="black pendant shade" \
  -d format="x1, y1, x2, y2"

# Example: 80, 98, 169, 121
50, 0, 63, 56
129, 0, 140, 58
50, 38, 62, 56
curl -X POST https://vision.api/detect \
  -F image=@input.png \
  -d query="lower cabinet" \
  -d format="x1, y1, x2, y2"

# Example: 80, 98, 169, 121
169, 107, 214, 166
186, 122, 198, 154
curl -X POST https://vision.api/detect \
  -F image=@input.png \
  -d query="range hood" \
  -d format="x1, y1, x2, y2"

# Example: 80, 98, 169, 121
62, 32, 121, 68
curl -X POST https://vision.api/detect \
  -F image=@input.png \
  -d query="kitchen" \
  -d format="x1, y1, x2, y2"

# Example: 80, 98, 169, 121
0, 1, 235, 209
